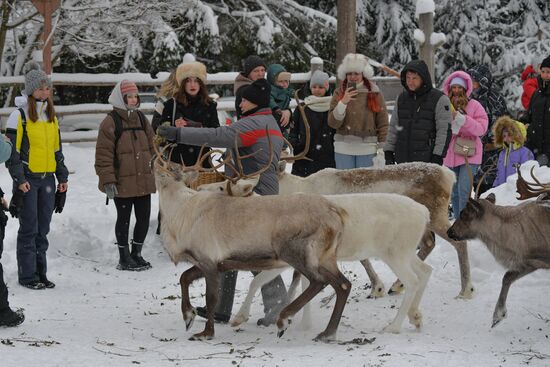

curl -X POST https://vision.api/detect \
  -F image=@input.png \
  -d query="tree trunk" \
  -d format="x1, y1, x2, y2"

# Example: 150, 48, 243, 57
0, 0, 15, 68
336, 0, 356, 79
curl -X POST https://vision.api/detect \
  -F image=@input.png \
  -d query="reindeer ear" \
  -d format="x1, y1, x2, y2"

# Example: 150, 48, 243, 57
240, 177, 259, 196
485, 193, 496, 204
467, 198, 484, 215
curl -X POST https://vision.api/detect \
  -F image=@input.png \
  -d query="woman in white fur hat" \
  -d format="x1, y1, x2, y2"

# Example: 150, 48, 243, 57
158, 60, 220, 167
328, 53, 389, 169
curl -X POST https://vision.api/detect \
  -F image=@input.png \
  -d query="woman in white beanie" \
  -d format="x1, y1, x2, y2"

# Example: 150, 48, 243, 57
289, 70, 336, 176
5, 62, 69, 290
328, 53, 389, 169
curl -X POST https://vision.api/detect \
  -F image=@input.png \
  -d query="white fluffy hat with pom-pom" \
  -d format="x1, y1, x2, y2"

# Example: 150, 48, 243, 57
337, 53, 374, 80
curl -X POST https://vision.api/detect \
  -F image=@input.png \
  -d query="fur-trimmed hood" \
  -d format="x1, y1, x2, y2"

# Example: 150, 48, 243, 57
337, 53, 374, 80
493, 115, 526, 148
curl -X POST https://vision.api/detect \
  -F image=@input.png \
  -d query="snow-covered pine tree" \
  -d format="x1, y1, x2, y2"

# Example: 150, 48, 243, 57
435, 0, 550, 114
357, 0, 418, 72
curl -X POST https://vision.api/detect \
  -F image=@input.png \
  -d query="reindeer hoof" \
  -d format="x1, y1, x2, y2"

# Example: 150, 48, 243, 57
184, 308, 197, 331
230, 314, 248, 327
276, 318, 291, 338
388, 280, 404, 295
492, 308, 507, 328
313, 331, 335, 343
188, 332, 213, 341
456, 284, 475, 299
367, 286, 386, 299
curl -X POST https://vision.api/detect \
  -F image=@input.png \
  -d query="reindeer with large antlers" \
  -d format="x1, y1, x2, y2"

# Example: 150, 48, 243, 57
154, 142, 354, 341
447, 163, 550, 327
157, 96, 312, 325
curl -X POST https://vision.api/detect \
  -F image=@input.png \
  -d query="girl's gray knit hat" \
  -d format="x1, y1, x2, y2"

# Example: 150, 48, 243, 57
24, 61, 52, 96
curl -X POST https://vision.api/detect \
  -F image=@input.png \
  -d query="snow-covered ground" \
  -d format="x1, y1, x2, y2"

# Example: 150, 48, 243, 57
0, 142, 549, 366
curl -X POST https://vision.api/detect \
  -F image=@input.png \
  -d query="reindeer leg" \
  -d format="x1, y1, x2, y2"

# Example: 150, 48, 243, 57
407, 258, 432, 329
388, 231, 435, 295
314, 266, 352, 342
492, 267, 536, 328
276, 279, 325, 338
383, 256, 420, 334
231, 268, 283, 327
360, 259, 386, 298
189, 269, 220, 341
180, 266, 204, 331
433, 221, 475, 299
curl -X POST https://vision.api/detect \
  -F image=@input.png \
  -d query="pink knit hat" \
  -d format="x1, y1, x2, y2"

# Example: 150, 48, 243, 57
120, 79, 138, 96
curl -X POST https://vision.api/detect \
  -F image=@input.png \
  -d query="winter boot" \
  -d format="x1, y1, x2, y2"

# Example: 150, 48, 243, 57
130, 241, 152, 270
117, 244, 147, 271
0, 308, 25, 327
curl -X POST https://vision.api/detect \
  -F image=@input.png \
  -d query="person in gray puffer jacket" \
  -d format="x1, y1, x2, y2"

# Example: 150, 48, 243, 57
158, 78, 288, 326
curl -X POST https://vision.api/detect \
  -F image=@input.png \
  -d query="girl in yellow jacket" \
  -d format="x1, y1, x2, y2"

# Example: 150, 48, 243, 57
5, 62, 68, 290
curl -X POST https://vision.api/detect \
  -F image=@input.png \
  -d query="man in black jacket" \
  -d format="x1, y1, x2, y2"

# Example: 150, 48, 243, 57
384, 60, 452, 165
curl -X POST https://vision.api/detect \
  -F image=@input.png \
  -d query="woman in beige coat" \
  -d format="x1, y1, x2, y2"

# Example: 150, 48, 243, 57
95, 80, 156, 271
328, 53, 389, 169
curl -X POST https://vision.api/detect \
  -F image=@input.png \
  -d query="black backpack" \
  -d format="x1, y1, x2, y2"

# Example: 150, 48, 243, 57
109, 110, 146, 168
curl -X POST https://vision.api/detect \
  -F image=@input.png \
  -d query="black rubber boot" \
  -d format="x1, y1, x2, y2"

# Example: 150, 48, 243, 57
117, 245, 147, 271
130, 241, 152, 270
0, 308, 25, 327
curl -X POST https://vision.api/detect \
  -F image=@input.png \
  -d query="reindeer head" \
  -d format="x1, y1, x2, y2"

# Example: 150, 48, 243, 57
447, 193, 496, 241
153, 143, 223, 191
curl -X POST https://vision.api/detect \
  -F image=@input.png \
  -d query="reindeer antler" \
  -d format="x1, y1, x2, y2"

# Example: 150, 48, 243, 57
280, 90, 312, 162
474, 158, 498, 199
516, 165, 550, 200
220, 127, 274, 184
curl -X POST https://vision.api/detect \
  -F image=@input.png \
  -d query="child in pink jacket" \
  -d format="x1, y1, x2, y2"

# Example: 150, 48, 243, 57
442, 71, 488, 218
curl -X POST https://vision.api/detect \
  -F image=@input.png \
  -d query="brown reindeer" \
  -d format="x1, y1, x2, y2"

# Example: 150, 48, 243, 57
447, 166, 550, 326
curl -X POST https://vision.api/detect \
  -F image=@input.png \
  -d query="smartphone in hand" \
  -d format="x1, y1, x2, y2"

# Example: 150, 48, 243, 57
348, 82, 357, 90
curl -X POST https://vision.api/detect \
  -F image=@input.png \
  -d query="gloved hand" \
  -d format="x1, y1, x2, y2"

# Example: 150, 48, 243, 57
430, 154, 443, 165
9, 190, 25, 218
104, 183, 118, 200
157, 125, 179, 142
385, 151, 395, 165
54, 190, 66, 213
451, 112, 466, 134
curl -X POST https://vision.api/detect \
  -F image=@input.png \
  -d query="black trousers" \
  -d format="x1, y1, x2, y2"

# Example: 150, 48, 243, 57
113, 195, 151, 246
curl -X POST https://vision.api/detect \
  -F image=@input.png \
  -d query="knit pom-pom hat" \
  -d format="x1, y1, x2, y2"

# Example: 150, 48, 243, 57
24, 61, 52, 96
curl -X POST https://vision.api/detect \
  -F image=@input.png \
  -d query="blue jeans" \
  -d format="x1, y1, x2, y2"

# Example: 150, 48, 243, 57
335, 153, 375, 169
16, 175, 56, 284
451, 164, 479, 219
